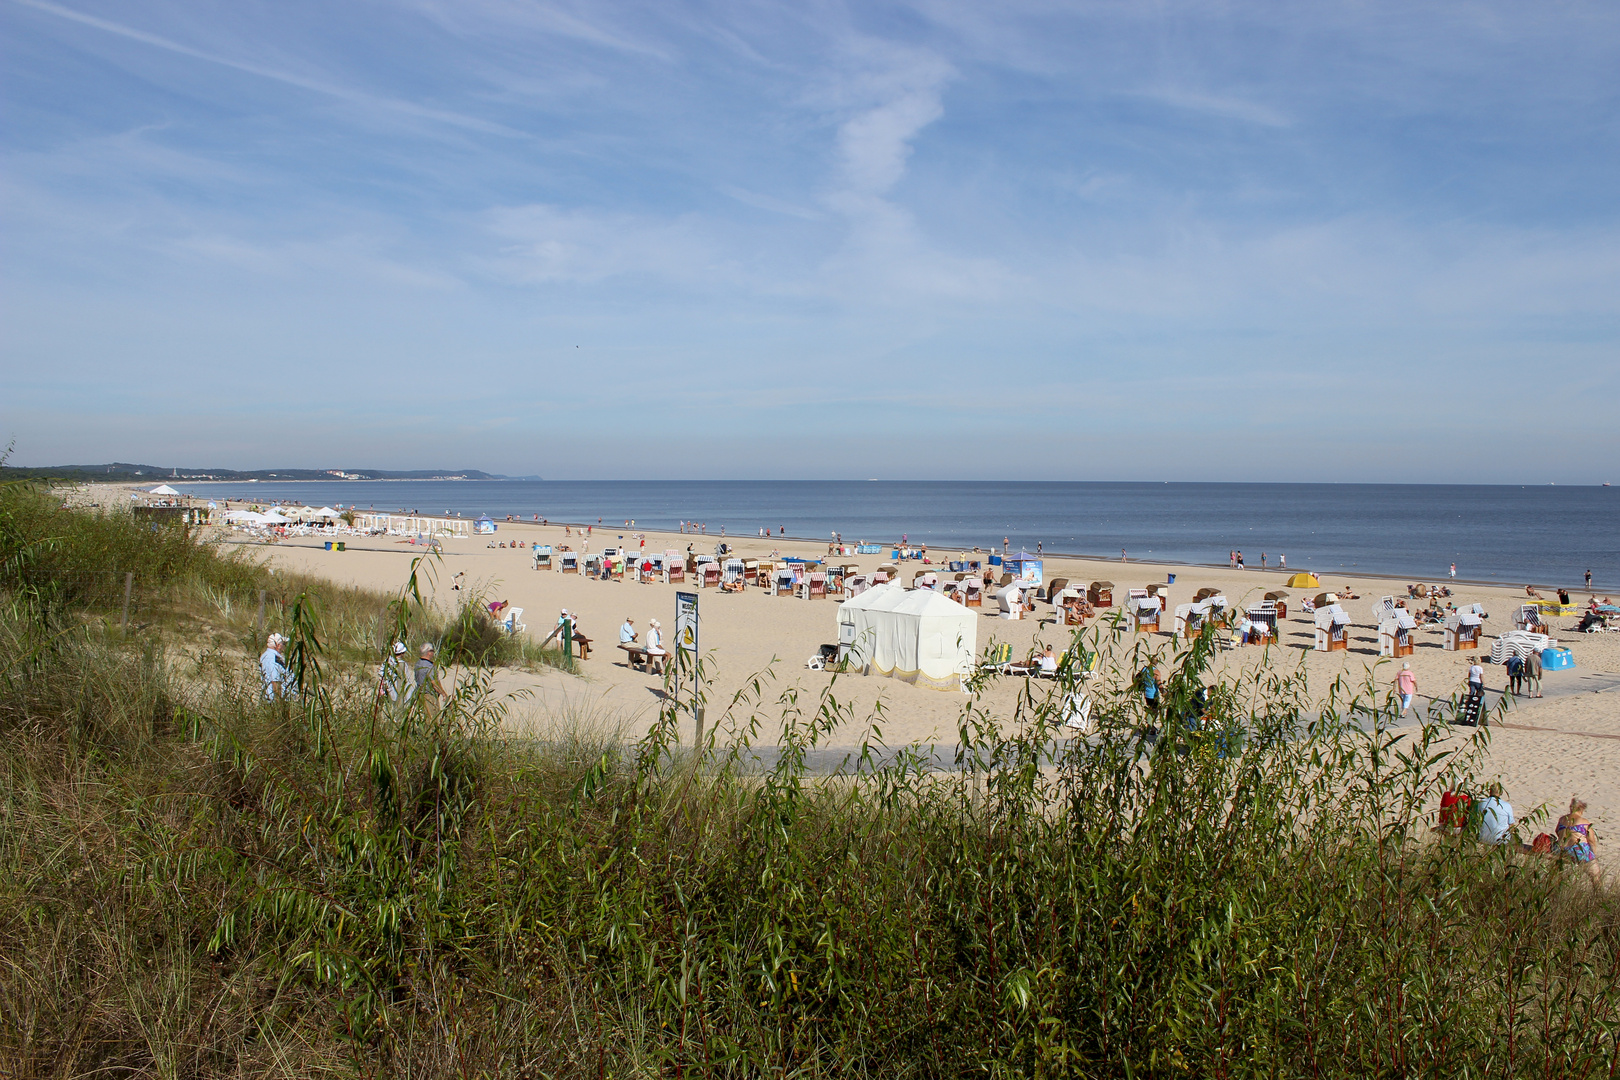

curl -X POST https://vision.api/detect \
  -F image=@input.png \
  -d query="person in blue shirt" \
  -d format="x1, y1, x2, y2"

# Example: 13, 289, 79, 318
1138, 664, 1160, 713
260, 633, 289, 700
408, 643, 445, 705
1478, 783, 1515, 845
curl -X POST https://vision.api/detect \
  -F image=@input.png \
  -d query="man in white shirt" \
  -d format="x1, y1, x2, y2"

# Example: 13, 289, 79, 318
620, 617, 637, 645
1467, 661, 1485, 696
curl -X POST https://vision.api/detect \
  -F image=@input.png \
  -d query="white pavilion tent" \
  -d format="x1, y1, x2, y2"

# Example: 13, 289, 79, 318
836, 582, 977, 692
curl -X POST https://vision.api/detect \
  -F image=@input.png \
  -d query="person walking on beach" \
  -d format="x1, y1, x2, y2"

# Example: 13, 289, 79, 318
1396, 662, 1417, 716
1279, 553, 1286, 570
1236, 551, 1245, 570
1587, 569, 1594, 589
377, 641, 407, 701
1121, 548, 1127, 562
1260, 552, 1267, 569
1230, 550, 1236, 569
1450, 563, 1457, 579
409, 643, 445, 706
1467, 659, 1485, 698
1526, 648, 1543, 698
260, 633, 289, 701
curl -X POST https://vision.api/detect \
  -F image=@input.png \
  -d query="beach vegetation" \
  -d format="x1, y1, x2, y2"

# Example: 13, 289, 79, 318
2, 480, 1617, 1077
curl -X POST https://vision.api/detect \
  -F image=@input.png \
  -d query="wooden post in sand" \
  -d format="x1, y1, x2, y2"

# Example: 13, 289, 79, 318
120, 572, 134, 633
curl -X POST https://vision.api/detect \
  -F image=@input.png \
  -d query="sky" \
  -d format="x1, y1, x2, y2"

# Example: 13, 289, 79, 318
2, 0, 1618, 481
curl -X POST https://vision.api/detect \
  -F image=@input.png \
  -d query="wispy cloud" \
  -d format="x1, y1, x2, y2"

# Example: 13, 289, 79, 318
2, 0, 1616, 479
12, 0, 526, 137
1125, 86, 1291, 128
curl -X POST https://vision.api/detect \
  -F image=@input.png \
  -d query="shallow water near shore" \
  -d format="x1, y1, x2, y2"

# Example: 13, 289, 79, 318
176, 479, 1617, 587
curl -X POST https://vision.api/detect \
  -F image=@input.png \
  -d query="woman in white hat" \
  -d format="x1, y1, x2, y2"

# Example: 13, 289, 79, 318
645, 618, 667, 675
377, 640, 408, 700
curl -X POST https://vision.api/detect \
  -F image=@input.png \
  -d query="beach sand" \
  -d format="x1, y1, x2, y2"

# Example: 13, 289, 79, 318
80, 486, 1620, 837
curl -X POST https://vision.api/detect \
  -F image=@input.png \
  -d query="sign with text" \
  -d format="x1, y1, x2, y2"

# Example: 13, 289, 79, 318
675, 592, 698, 656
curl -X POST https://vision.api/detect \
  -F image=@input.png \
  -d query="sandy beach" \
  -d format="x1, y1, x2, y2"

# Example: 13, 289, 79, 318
82, 485, 1620, 836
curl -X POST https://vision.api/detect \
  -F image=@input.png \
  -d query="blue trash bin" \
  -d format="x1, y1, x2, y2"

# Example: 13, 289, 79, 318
324, 541, 333, 551
1167, 573, 1176, 584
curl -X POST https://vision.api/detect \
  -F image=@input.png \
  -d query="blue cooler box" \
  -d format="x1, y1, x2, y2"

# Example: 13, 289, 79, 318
1541, 647, 1575, 671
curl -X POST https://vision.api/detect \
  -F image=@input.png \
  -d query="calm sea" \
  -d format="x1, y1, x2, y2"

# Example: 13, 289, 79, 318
175, 480, 1617, 588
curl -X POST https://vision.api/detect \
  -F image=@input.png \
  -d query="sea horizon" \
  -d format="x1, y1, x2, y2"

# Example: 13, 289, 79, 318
168, 479, 1618, 589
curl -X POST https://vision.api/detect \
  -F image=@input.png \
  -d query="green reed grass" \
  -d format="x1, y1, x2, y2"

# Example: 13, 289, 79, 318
2, 480, 1617, 1077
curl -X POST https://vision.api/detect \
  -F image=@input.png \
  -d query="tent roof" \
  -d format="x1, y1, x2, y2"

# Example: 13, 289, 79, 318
1007, 551, 1040, 562
1286, 572, 1320, 588
147, 484, 180, 496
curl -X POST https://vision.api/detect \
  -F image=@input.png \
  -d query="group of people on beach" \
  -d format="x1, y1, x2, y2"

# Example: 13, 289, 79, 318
1442, 787, 1602, 883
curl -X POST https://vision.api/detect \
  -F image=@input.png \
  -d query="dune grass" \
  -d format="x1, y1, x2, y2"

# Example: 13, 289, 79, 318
2, 478, 1618, 1077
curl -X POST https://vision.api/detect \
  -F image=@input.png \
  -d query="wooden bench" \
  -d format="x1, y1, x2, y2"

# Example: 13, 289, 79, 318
618, 642, 665, 673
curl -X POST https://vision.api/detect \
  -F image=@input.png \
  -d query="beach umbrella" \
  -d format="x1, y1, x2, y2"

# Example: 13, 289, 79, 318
260, 510, 291, 524
147, 484, 180, 496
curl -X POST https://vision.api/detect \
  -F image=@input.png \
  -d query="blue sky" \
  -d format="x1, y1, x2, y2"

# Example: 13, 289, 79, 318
3, 0, 1617, 481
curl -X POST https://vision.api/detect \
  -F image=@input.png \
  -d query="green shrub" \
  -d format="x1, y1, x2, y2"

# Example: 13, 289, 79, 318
2, 486, 1617, 1077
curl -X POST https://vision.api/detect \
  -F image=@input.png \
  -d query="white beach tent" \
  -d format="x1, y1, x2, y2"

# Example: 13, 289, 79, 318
836, 582, 978, 692
313, 506, 340, 519
147, 484, 181, 496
